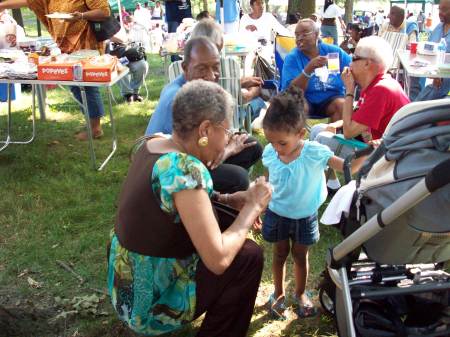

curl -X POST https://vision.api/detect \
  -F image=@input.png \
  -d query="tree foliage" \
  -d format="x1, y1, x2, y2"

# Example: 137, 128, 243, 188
288, 0, 315, 21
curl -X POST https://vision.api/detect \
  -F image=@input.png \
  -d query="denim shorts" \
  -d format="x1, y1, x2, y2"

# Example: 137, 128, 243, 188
307, 95, 343, 118
262, 208, 319, 245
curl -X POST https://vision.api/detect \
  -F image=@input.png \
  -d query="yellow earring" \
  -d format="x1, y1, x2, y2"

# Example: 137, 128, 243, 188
198, 136, 209, 147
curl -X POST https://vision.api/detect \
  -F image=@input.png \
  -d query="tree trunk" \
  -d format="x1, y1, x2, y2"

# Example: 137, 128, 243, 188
202, 0, 208, 12
12, 9, 23, 27
287, 0, 315, 24
344, 0, 354, 24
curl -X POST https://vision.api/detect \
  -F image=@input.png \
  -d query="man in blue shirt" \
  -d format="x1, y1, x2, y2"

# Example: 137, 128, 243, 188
146, 37, 262, 193
215, 0, 240, 34
165, 0, 192, 33
282, 19, 351, 122
412, 0, 450, 101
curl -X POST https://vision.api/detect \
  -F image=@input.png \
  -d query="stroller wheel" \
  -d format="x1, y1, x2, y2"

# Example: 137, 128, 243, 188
319, 287, 335, 316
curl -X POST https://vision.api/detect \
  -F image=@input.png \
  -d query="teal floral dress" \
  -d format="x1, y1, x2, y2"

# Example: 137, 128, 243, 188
107, 153, 213, 335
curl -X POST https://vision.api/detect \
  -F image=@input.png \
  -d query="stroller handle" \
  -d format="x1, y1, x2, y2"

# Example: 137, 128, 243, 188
425, 158, 450, 193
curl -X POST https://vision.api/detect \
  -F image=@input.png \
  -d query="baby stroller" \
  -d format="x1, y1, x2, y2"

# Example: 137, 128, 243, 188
319, 99, 450, 337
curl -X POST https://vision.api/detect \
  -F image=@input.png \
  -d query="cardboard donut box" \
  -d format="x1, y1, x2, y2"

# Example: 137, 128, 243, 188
37, 55, 118, 82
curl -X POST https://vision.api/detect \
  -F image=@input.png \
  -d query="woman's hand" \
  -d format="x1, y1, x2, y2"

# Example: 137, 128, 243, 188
67, 11, 83, 21
245, 176, 272, 213
341, 67, 355, 93
220, 190, 247, 210
304, 56, 328, 74
207, 134, 256, 170
225, 133, 257, 158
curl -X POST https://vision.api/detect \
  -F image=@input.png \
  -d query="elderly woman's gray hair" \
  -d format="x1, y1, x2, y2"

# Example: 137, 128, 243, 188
172, 80, 234, 137
297, 18, 320, 34
190, 18, 224, 50
355, 36, 393, 73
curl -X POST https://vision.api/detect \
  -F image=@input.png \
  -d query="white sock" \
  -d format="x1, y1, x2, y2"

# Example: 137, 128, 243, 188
327, 178, 341, 190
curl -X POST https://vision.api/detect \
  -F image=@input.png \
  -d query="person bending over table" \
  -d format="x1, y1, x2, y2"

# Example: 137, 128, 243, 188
108, 28, 148, 103
145, 37, 263, 194
282, 19, 351, 122
310, 36, 410, 190
0, 0, 111, 141
108, 79, 272, 337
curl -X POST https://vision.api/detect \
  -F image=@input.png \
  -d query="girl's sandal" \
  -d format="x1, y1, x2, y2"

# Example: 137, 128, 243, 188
295, 294, 318, 318
268, 293, 288, 321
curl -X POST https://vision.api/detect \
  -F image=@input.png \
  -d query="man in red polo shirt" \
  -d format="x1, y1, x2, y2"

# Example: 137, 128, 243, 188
310, 35, 410, 190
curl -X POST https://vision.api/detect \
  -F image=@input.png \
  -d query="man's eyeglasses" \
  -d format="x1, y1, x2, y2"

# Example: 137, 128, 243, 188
295, 31, 315, 40
352, 55, 368, 62
216, 124, 234, 138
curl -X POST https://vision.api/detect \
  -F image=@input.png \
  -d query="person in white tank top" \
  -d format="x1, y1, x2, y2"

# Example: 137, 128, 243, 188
152, 1, 163, 19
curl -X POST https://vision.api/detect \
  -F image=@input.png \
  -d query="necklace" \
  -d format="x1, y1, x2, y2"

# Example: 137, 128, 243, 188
171, 137, 188, 154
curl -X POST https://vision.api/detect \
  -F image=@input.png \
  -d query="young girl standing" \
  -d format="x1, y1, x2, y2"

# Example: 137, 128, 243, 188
262, 86, 359, 319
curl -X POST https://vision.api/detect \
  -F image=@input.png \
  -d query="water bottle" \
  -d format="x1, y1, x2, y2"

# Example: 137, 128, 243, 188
437, 38, 447, 64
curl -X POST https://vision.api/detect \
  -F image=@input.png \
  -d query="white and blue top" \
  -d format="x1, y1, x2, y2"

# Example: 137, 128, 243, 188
262, 140, 333, 219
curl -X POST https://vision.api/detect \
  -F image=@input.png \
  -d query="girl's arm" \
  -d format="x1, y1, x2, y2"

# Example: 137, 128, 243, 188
328, 154, 366, 174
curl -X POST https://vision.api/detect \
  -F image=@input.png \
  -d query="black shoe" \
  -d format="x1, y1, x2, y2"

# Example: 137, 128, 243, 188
327, 186, 339, 197
125, 94, 134, 103
133, 94, 143, 102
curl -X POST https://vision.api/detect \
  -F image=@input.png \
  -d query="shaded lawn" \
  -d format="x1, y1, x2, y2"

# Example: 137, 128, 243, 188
0, 54, 339, 337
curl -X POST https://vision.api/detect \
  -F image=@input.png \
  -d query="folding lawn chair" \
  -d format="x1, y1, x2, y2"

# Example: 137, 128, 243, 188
168, 58, 251, 133
168, 60, 183, 82
220, 57, 253, 133
380, 31, 409, 78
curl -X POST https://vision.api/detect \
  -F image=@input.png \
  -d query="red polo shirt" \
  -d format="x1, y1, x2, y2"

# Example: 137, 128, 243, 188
352, 73, 410, 140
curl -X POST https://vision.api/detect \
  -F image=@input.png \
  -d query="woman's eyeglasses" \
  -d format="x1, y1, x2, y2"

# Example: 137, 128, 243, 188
216, 124, 234, 138
352, 55, 368, 62
295, 31, 315, 40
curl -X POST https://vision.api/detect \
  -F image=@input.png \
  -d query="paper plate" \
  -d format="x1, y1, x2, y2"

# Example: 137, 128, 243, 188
45, 13, 73, 19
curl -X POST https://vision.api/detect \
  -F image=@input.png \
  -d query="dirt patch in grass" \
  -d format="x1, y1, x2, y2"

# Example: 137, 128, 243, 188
0, 301, 59, 337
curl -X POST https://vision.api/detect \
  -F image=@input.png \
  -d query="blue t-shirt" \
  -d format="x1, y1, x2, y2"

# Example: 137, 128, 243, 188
281, 42, 351, 104
429, 23, 450, 96
165, 0, 192, 23
262, 141, 333, 219
215, 0, 240, 24
145, 75, 186, 135
429, 23, 450, 52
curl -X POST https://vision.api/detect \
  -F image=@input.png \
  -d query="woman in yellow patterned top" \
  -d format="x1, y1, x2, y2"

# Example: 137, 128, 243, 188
0, 0, 111, 140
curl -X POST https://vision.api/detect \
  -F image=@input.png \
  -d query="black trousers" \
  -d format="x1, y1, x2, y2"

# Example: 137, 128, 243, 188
210, 136, 263, 194
193, 239, 264, 337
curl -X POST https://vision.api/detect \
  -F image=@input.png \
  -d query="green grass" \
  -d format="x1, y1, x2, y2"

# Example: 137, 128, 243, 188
0, 54, 339, 337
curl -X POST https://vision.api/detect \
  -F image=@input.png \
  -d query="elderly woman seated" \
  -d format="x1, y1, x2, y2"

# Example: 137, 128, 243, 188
108, 80, 272, 337
310, 36, 410, 190
282, 19, 352, 122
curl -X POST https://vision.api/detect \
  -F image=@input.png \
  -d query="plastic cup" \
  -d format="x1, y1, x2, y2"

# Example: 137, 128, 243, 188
327, 52, 340, 73
322, 36, 334, 44
410, 42, 418, 54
